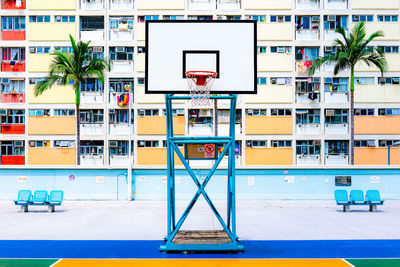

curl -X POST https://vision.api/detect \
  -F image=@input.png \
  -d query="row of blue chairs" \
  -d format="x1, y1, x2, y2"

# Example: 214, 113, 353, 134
14, 190, 64, 212
335, 189, 384, 212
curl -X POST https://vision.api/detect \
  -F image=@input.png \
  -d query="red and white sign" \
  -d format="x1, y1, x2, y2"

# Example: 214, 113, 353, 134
204, 144, 215, 159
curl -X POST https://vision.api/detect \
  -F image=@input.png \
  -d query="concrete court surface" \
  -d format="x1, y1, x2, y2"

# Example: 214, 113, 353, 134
0, 200, 399, 241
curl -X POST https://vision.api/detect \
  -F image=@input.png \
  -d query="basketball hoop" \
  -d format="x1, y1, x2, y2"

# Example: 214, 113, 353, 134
185, 71, 217, 106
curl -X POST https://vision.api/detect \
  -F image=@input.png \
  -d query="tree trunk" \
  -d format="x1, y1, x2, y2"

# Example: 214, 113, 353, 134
214, 99, 218, 136
350, 67, 355, 165
75, 84, 81, 165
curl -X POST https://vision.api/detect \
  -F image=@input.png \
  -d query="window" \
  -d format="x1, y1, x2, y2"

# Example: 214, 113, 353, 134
80, 16, 103, 30
295, 16, 319, 30
378, 140, 400, 147
324, 46, 339, 57
323, 15, 348, 30
29, 78, 44, 85
1, 79, 24, 93
2, 48, 25, 62
296, 109, 320, 124
352, 15, 373, 22
257, 46, 266, 54
226, 16, 241, 21
1, 110, 25, 124
271, 140, 292, 147
80, 141, 103, 155
109, 16, 134, 30
325, 140, 348, 155
137, 78, 145, 85
378, 77, 400, 85
295, 47, 319, 61
245, 109, 267, 116
355, 140, 375, 147
29, 47, 50, 54
137, 109, 159, 116
109, 109, 131, 124
1, 141, 24, 156
245, 140, 267, 148
162, 109, 184, 116
110, 141, 128, 155
271, 15, 291, 22
109, 78, 134, 92
188, 109, 212, 124
250, 15, 266, 22
378, 15, 398, 22
137, 47, 145, 53
271, 109, 292, 116
79, 109, 104, 124
137, 16, 159, 22
296, 77, 320, 93
378, 46, 399, 53
271, 77, 292, 85
55, 16, 75, 23
257, 77, 267, 85
2, 17, 25, 31
270, 46, 292, 53
163, 15, 184, 20
137, 140, 159, 147
54, 47, 73, 54
88, 47, 104, 59
28, 109, 50, 116
54, 140, 75, 148
109, 47, 134, 61
324, 78, 348, 92
325, 109, 348, 124
378, 108, 400, 116
354, 77, 374, 85
354, 109, 374, 116
81, 78, 103, 92
54, 109, 75, 116
296, 140, 321, 155
29, 16, 51, 23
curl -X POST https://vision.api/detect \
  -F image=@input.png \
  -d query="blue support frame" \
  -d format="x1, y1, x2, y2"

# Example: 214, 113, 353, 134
160, 94, 243, 253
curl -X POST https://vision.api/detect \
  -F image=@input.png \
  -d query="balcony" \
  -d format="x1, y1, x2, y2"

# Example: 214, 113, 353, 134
245, 148, 293, 165
296, 0, 320, 9
216, 0, 240, 10
28, 148, 75, 165
81, 0, 103, 9
81, 155, 104, 166
2, 30, 25, 41
188, 0, 212, 10
296, 154, 320, 165
1, 92, 24, 103
296, 123, 321, 135
81, 92, 104, 104
1, 124, 24, 134
111, 61, 133, 73
80, 16, 104, 42
109, 155, 130, 166
324, 0, 347, 9
325, 154, 348, 165
81, 30, 104, 42
295, 78, 320, 104
295, 60, 314, 74
325, 91, 349, 103
109, 18, 134, 41
80, 124, 105, 136
110, 0, 133, 10
296, 29, 320, 40
325, 123, 348, 135
188, 124, 212, 136
324, 29, 344, 41
1, 155, 24, 165
2, 0, 25, 9
109, 123, 133, 136
296, 91, 320, 104
28, 117, 75, 135
1, 62, 25, 72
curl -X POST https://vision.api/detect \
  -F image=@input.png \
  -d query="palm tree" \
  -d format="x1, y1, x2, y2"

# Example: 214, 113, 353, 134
34, 34, 110, 165
307, 22, 387, 165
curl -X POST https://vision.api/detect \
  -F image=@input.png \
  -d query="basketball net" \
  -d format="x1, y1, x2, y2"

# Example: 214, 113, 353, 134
185, 71, 217, 106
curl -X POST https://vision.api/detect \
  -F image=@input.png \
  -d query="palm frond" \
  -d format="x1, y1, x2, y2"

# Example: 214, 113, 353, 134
33, 75, 62, 97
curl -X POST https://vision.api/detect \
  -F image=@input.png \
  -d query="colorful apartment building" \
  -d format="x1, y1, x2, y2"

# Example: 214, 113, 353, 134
0, 0, 400, 167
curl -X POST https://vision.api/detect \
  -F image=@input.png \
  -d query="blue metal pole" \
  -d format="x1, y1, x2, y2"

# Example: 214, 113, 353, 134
165, 95, 172, 236
388, 146, 391, 165
231, 95, 237, 238
167, 95, 176, 229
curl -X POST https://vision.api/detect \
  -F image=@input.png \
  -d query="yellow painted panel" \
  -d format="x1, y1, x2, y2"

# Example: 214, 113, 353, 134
28, 54, 54, 72
352, 0, 399, 9
258, 54, 293, 72
29, 0, 76, 10
137, 116, 184, 135
258, 23, 292, 41
386, 54, 400, 71
355, 147, 400, 165
244, 0, 292, 10
135, 53, 145, 72
28, 148, 76, 165
355, 84, 400, 103
245, 116, 292, 135
355, 116, 400, 134
28, 23, 76, 41
135, 85, 164, 104
136, 22, 145, 41
245, 85, 293, 103
28, 85, 75, 104
28, 117, 76, 135
245, 148, 293, 165
55, 259, 350, 267
352, 22, 399, 44
136, 0, 184, 10
136, 147, 184, 166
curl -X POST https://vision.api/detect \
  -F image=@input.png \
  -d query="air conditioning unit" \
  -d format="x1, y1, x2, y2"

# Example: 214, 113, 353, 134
326, 109, 335, 116
93, 46, 103, 53
200, 110, 211, 117
277, 47, 285, 53
324, 46, 333, 52
109, 141, 118, 147
29, 47, 36, 53
1, 78, 10, 84
139, 110, 145, 116
353, 15, 360, 22
328, 15, 336, 22
29, 141, 36, 147
14, 141, 24, 147
116, 47, 125, 53
109, 109, 115, 114
312, 16, 320, 22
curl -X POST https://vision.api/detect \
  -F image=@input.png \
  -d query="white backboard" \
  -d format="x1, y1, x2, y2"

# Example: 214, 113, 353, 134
145, 21, 257, 94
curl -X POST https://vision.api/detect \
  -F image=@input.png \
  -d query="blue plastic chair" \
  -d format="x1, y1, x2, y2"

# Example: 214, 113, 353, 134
30, 190, 48, 205
334, 190, 351, 212
366, 190, 384, 205
47, 190, 64, 212
14, 190, 32, 212
350, 190, 366, 204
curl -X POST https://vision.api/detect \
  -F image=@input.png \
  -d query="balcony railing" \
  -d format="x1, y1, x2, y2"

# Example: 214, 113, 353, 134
2, 0, 25, 9
81, 0, 103, 9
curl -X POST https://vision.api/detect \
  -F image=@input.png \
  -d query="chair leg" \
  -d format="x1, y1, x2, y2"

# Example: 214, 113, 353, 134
22, 205, 28, 212
370, 205, 377, 212
48, 205, 55, 213
343, 205, 350, 212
